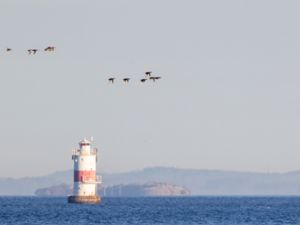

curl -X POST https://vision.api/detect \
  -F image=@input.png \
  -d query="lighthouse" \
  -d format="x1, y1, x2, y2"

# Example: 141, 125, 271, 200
68, 138, 101, 204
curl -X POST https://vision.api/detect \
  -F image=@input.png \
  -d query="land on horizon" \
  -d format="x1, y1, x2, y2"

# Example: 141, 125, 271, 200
1, 167, 300, 196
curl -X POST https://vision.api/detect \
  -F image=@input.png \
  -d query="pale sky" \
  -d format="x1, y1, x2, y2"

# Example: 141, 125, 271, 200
1, 0, 300, 177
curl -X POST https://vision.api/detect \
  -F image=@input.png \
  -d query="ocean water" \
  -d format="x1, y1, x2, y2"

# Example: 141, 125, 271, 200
0, 197, 299, 225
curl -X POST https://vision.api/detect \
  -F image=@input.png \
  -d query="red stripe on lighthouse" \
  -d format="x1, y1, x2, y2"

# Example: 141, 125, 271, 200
74, 170, 96, 182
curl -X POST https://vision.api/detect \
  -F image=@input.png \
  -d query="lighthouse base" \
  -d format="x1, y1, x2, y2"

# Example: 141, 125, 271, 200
68, 195, 101, 204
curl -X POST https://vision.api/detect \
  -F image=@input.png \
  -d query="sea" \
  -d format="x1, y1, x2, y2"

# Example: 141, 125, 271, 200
0, 197, 299, 225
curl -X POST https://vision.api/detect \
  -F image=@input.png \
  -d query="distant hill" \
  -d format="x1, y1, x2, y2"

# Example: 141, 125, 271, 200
35, 184, 72, 196
1, 167, 300, 195
34, 183, 191, 197
0, 170, 72, 195
103, 167, 300, 195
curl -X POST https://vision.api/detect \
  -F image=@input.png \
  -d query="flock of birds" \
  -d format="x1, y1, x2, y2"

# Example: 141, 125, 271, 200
108, 71, 162, 84
4, 46, 55, 55
3, 47, 162, 84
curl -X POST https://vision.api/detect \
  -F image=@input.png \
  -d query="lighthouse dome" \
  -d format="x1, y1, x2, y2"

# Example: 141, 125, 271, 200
79, 138, 91, 146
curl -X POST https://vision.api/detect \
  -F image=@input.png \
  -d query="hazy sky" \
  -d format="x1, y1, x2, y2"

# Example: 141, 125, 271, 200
1, 0, 300, 177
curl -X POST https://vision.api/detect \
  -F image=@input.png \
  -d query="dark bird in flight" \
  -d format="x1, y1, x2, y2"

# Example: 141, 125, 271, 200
44, 46, 55, 52
6, 48, 12, 52
28, 49, 38, 55
140, 79, 147, 83
145, 71, 152, 77
123, 78, 130, 83
108, 78, 115, 83
149, 76, 161, 82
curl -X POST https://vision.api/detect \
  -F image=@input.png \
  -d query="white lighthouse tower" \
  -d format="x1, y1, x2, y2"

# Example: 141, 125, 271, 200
68, 138, 101, 204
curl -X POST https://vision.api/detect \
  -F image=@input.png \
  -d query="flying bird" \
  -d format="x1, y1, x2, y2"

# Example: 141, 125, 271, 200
28, 49, 38, 55
149, 76, 161, 82
123, 78, 130, 83
145, 71, 152, 77
44, 46, 55, 52
140, 79, 147, 83
6, 48, 12, 52
108, 78, 115, 83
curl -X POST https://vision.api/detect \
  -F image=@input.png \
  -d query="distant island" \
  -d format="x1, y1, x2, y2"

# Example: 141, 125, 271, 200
1, 167, 300, 196
35, 182, 191, 197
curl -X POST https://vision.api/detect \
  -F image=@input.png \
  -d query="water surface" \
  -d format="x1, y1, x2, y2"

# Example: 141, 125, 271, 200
0, 197, 299, 225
